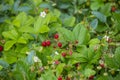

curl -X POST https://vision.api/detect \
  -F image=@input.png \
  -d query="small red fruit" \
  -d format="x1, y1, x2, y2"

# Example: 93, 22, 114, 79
111, 6, 116, 12
100, 64, 104, 68
55, 60, 60, 65
41, 41, 47, 47
58, 42, 62, 48
66, 77, 71, 80
0, 45, 3, 52
58, 76, 62, 80
89, 75, 94, 80
69, 50, 73, 55
46, 40, 51, 46
54, 33, 59, 39
75, 40, 78, 44
62, 52, 67, 57
75, 63, 79, 67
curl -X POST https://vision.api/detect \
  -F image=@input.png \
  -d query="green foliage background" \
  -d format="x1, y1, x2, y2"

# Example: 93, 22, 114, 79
0, 0, 120, 80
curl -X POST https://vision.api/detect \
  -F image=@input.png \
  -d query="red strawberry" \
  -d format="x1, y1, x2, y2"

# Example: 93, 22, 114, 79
55, 60, 60, 65
69, 50, 73, 55
75, 63, 79, 67
62, 52, 67, 57
66, 77, 71, 80
58, 42, 62, 48
46, 40, 51, 46
111, 6, 116, 12
58, 76, 62, 80
54, 33, 59, 39
0, 45, 3, 52
41, 41, 47, 47
89, 75, 94, 80
75, 40, 78, 44
100, 64, 104, 68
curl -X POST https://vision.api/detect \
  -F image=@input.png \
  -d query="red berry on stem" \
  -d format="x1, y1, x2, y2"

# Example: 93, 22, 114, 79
0, 45, 3, 52
55, 60, 60, 65
54, 33, 59, 39
89, 75, 94, 80
100, 64, 104, 68
41, 41, 47, 47
62, 52, 67, 57
69, 50, 73, 55
111, 6, 116, 12
75, 40, 78, 44
58, 76, 62, 80
58, 42, 62, 48
46, 40, 51, 46
66, 77, 71, 80
75, 63, 79, 67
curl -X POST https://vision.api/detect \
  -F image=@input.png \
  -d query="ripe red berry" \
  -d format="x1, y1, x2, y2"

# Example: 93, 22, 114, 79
41, 41, 47, 47
100, 64, 104, 68
75, 40, 78, 44
62, 52, 67, 57
0, 45, 3, 52
108, 38, 112, 43
54, 33, 59, 39
66, 77, 71, 80
75, 63, 79, 67
111, 6, 116, 12
58, 42, 62, 48
89, 75, 94, 80
69, 50, 73, 55
46, 40, 51, 46
55, 60, 60, 65
58, 76, 62, 80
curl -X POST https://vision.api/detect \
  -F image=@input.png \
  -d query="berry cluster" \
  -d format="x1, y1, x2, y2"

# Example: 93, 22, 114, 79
0, 45, 3, 52
41, 33, 63, 48
41, 40, 51, 47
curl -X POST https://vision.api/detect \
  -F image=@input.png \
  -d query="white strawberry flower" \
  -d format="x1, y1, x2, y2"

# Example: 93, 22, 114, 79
55, 51, 59, 55
103, 35, 109, 41
40, 11, 46, 18
33, 56, 40, 62
99, 60, 104, 64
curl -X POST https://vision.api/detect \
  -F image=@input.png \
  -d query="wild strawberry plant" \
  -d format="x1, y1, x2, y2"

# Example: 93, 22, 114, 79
0, 0, 120, 80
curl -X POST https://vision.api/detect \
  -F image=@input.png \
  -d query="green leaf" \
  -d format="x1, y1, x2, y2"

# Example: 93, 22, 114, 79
22, 33, 34, 40
53, 9, 61, 17
92, 11, 106, 23
2, 29, 18, 40
40, 70, 57, 80
3, 53, 17, 64
83, 68, 96, 77
26, 50, 35, 65
73, 24, 90, 45
90, 0, 104, 10
56, 63, 65, 77
34, 13, 51, 33
63, 16, 76, 27
58, 27, 74, 42
113, 13, 120, 31
33, 0, 42, 6
19, 26, 34, 33
0, 60, 9, 68
4, 40, 16, 51
104, 54, 119, 69
12, 12, 27, 27
17, 37, 27, 44
114, 47, 120, 67
90, 19, 98, 29
100, 3, 111, 16
0, 65, 3, 70
89, 38, 100, 45
96, 25, 108, 32
39, 25, 50, 33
